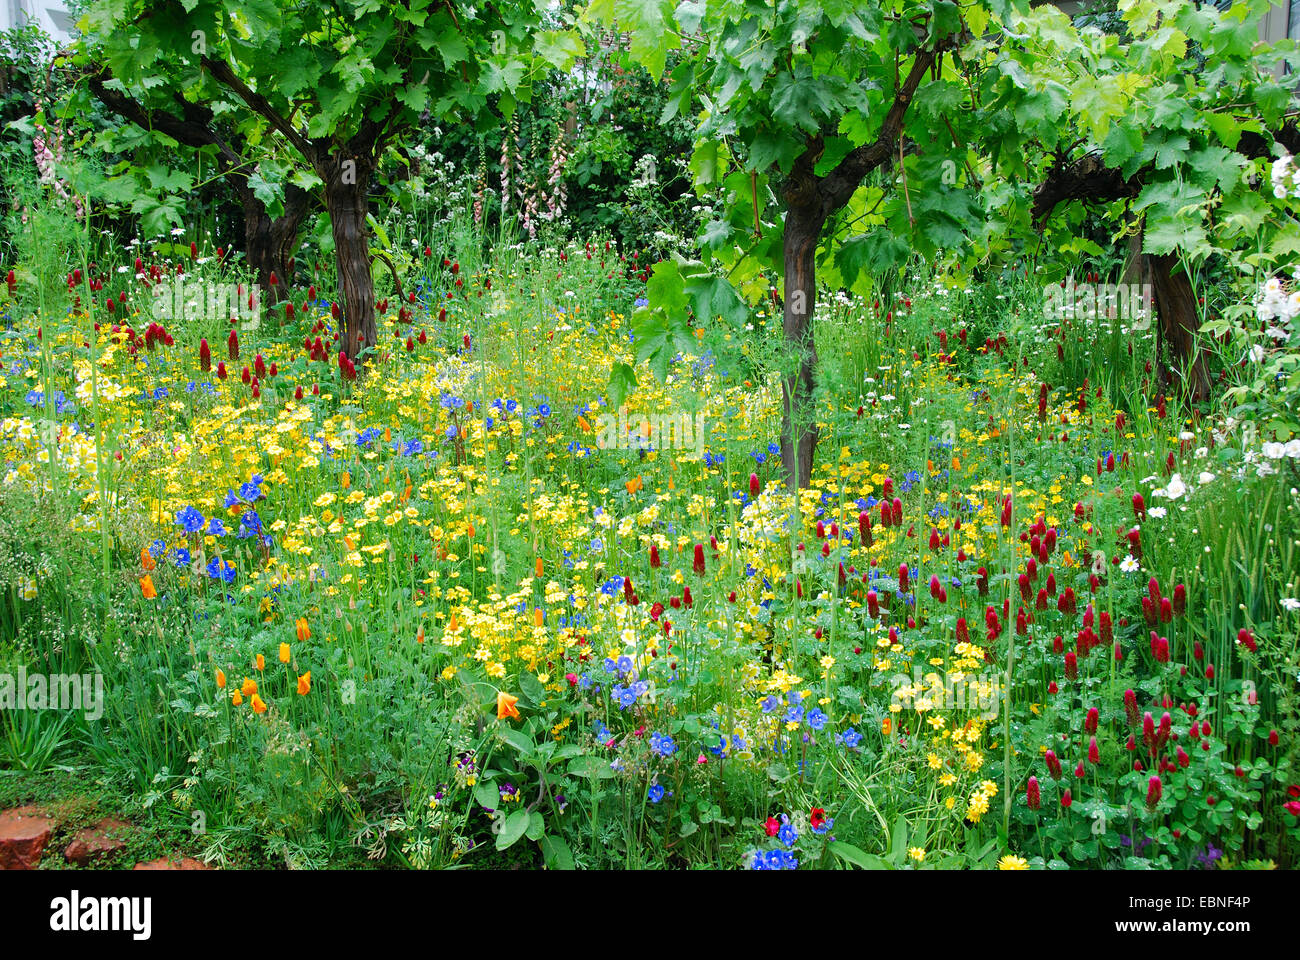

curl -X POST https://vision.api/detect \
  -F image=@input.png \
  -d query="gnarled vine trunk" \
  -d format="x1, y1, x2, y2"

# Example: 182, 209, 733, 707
780, 188, 825, 491
244, 183, 312, 290
322, 158, 377, 361
1148, 253, 1211, 403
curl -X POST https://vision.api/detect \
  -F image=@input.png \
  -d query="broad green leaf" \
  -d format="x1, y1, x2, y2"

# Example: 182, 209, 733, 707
494, 809, 530, 850
607, 361, 638, 410
498, 726, 535, 756
540, 835, 575, 869
830, 841, 890, 870
567, 756, 616, 779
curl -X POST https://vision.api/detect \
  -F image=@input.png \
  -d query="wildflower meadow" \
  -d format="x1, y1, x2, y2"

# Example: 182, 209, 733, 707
0, 0, 1298, 901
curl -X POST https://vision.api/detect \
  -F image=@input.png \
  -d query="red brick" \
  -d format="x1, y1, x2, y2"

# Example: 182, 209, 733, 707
64, 817, 134, 866
0, 807, 55, 870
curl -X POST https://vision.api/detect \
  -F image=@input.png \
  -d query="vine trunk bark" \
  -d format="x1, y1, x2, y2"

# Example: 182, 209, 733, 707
780, 201, 825, 491
323, 159, 377, 361
1148, 253, 1211, 402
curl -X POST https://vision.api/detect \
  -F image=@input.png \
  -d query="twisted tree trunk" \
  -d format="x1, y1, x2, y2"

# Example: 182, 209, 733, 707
243, 183, 313, 289
780, 179, 825, 490
322, 156, 377, 360
1148, 253, 1211, 402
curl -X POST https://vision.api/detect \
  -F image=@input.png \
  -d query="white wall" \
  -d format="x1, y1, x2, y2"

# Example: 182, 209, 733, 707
1, 0, 77, 43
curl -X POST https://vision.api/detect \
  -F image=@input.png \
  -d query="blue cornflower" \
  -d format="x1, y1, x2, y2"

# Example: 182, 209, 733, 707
206, 557, 236, 583
237, 511, 262, 538
175, 506, 206, 533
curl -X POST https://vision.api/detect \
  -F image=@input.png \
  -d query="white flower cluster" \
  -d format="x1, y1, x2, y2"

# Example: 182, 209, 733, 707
1272, 152, 1300, 199
1254, 274, 1300, 325
1243, 439, 1300, 477
1261, 439, 1300, 459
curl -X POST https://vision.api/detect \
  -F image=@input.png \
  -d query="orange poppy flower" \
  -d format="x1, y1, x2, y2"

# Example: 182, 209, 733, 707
534, 608, 544, 628
341, 471, 351, 490
297, 672, 311, 696
496, 691, 520, 721
295, 617, 311, 642
140, 547, 156, 571
535, 557, 544, 578
279, 643, 291, 664
466, 522, 475, 538
215, 668, 226, 689
231, 690, 243, 706
416, 624, 425, 645
255, 653, 265, 671
626, 475, 643, 495
241, 677, 257, 697
140, 575, 157, 599
251, 694, 267, 714
882, 717, 892, 735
